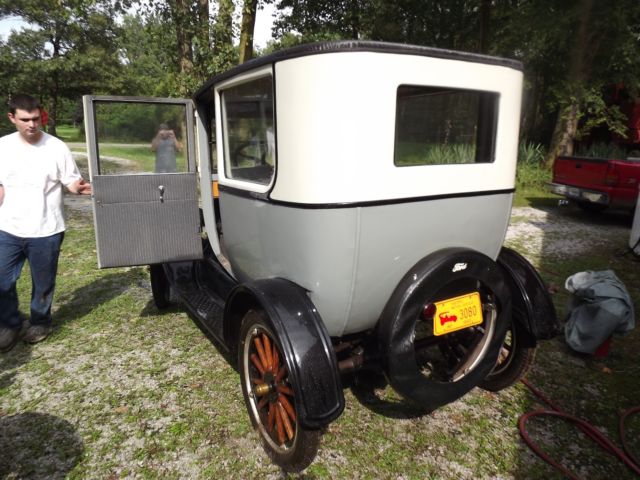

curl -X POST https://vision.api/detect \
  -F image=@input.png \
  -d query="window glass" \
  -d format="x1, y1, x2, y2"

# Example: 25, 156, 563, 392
394, 86, 498, 166
222, 75, 275, 185
94, 102, 188, 175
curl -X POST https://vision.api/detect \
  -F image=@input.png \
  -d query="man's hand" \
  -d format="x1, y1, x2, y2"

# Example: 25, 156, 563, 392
0, 185, 4, 206
68, 178, 92, 195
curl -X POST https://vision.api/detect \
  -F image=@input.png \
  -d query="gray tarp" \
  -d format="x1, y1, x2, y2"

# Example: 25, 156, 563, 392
564, 270, 635, 354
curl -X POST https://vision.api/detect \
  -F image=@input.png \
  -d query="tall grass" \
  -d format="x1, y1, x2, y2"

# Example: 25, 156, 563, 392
516, 142, 551, 193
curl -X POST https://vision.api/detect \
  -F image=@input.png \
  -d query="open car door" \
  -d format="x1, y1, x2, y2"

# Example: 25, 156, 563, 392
83, 96, 203, 268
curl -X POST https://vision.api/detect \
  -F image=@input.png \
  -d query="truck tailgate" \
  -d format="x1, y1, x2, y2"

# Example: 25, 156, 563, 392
553, 156, 610, 187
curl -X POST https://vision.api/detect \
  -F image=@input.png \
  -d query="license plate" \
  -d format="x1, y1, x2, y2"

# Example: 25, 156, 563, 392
433, 292, 483, 336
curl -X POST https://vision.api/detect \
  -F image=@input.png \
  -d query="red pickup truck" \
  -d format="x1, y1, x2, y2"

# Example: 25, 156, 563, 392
548, 155, 640, 212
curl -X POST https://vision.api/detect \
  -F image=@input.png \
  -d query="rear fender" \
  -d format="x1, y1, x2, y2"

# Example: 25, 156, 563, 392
224, 278, 345, 429
497, 247, 559, 342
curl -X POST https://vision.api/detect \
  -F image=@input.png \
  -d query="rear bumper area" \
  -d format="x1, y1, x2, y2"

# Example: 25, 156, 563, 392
547, 182, 609, 205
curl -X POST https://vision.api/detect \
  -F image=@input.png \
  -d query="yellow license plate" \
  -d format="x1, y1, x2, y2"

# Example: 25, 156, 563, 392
433, 292, 483, 336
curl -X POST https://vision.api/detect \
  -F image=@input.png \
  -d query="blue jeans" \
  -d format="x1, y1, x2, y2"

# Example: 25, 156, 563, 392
0, 230, 64, 329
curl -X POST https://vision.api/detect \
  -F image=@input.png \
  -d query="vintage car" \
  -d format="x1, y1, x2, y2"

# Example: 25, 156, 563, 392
82, 41, 557, 472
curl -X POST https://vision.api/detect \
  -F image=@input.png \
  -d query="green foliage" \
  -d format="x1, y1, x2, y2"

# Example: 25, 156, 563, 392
395, 143, 476, 166
515, 141, 551, 195
573, 142, 630, 160
0, 0, 124, 131
94, 102, 185, 143
578, 88, 629, 140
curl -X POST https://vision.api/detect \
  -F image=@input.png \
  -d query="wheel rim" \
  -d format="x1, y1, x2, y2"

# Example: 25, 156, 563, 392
243, 324, 298, 454
414, 294, 497, 383
488, 323, 516, 376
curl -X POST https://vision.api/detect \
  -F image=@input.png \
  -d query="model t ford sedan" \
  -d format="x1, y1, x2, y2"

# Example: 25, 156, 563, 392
82, 41, 556, 472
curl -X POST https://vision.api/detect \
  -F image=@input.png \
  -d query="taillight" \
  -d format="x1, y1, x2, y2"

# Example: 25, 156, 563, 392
422, 303, 436, 320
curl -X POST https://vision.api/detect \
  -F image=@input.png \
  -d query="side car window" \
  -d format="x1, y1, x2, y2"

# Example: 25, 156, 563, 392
394, 86, 498, 166
221, 75, 275, 185
93, 102, 189, 174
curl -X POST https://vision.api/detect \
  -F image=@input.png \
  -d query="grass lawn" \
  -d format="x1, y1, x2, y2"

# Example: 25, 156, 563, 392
1, 187, 639, 478
3, 133, 637, 477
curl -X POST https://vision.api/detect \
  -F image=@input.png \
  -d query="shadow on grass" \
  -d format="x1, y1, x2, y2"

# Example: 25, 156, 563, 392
55, 271, 140, 324
0, 412, 84, 479
0, 334, 32, 390
346, 371, 430, 420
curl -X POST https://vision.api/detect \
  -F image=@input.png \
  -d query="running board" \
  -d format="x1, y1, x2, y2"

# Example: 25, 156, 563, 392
176, 282, 226, 345
165, 253, 238, 349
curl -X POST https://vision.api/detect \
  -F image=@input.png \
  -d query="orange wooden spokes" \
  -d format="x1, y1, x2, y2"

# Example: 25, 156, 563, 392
272, 346, 279, 374
262, 334, 273, 372
278, 402, 295, 440
275, 405, 286, 444
250, 329, 297, 446
278, 385, 294, 396
250, 353, 265, 375
254, 337, 269, 373
278, 394, 296, 422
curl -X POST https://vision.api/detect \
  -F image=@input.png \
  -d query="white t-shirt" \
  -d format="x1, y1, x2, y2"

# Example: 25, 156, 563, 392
0, 131, 81, 237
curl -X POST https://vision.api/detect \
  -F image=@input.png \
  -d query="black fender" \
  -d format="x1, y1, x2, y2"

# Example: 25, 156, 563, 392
497, 247, 559, 342
378, 247, 511, 410
224, 278, 345, 429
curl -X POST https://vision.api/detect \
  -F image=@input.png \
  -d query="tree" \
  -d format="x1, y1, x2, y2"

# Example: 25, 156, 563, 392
0, 0, 123, 135
238, 0, 259, 63
144, 0, 237, 95
492, 0, 640, 165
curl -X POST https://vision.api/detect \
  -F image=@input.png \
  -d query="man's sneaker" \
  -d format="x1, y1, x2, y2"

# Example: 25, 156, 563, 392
0, 327, 20, 352
23, 324, 53, 344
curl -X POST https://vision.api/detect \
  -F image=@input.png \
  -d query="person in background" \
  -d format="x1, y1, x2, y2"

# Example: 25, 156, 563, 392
151, 123, 182, 173
0, 94, 92, 353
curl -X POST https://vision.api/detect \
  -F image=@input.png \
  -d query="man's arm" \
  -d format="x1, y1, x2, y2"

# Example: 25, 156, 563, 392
0, 185, 4, 206
67, 178, 92, 195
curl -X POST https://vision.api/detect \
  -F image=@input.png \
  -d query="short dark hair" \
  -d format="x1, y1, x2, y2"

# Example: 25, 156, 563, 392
8, 94, 41, 115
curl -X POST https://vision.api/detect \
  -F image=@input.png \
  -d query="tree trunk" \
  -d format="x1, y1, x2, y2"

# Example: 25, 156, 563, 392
196, 0, 209, 63
543, 0, 594, 167
213, 0, 234, 55
238, 0, 258, 64
173, 0, 194, 79
479, 0, 491, 53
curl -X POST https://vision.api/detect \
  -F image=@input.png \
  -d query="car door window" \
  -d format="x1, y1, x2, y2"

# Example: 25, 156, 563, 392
221, 75, 275, 185
93, 102, 189, 174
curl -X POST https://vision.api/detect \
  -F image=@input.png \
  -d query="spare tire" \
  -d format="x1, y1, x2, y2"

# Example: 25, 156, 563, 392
377, 248, 510, 411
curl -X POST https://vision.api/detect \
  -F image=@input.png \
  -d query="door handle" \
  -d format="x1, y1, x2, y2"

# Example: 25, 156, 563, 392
158, 185, 165, 203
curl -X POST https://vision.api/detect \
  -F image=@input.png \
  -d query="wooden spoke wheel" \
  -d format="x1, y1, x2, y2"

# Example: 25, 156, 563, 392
239, 310, 320, 472
480, 320, 536, 392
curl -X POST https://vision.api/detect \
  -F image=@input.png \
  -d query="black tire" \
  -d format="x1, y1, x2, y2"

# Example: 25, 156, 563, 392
149, 264, 171, 309
480, 320, 536, 392
379, 248, 510, 411
238, 309, 321, 472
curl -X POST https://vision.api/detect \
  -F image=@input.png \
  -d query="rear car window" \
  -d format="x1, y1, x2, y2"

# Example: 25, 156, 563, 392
394, 85, 498, 166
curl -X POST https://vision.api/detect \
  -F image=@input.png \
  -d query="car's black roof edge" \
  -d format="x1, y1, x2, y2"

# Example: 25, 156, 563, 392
193, 40, 523, 100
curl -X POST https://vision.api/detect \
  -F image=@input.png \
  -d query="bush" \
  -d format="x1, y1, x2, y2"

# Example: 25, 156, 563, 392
516, 142, 551, 192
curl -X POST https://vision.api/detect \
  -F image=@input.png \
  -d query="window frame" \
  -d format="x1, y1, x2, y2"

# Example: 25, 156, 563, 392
217, 66, 276, 193
393, 84, 500, 167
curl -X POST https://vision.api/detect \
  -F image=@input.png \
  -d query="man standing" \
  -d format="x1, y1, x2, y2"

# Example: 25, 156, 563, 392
0, 94, 92, 352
